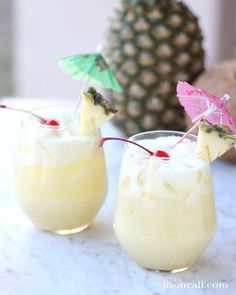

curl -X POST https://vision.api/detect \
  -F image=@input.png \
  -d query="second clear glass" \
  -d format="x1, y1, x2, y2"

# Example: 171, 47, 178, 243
113, 131, 216, 272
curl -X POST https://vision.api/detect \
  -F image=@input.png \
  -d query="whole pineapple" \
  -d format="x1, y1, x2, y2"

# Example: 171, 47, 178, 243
106, 0, 205, 136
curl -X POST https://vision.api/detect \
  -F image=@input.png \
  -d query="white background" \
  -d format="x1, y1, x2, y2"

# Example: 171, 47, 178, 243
13, 0, 236, 100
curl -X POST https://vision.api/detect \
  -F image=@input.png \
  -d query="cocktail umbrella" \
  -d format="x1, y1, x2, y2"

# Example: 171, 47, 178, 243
175, 81, 236, 146
58, 53, 122, 110
177, 81, 236, 131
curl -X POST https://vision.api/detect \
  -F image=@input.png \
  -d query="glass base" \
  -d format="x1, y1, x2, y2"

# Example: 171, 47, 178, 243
49, 223, 90, 235
158, 266, 190, 273
145, 266, 190, 273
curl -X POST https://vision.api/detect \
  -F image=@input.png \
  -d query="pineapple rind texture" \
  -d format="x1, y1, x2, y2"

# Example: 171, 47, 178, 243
106, 0, 205, 136
80, 88, 117, 135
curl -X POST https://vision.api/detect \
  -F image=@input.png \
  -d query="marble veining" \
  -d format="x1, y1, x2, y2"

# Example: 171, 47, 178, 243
0, 104, 235, 295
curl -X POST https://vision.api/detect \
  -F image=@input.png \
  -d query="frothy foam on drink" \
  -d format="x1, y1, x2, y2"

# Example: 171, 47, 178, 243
137, 136, 197, 158
121, 136, 209, 201
18, 107, 99, 165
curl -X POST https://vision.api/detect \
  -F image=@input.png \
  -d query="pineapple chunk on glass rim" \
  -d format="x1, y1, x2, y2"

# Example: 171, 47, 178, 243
196, 120, 236, 161
80, 87, 117, 135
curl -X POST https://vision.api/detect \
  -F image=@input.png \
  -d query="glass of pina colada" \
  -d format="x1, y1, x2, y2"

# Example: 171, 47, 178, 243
110, 123, 236, 272
14, 88, 116, 234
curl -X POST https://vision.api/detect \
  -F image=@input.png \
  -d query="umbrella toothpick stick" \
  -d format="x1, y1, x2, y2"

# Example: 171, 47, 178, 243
73, 45, 103, 113
172, 120, 200, 148
73, 78, 90, 112
172, 107, 216, 148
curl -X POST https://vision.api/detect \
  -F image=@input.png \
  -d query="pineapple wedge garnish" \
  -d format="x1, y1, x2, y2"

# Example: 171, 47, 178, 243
196, 120, 236, 161
80, 87, 117, 135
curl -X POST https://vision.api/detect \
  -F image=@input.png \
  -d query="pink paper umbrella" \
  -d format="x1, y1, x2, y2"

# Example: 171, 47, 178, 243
172, 81, 236, 148
177, 81, 236, 132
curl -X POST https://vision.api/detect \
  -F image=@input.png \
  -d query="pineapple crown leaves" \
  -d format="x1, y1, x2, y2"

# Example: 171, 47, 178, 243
87, 87, 117, 115
122, 0, 173, 6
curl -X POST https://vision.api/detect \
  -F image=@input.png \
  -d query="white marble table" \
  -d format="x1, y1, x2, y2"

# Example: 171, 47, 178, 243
0, 98, 236, 295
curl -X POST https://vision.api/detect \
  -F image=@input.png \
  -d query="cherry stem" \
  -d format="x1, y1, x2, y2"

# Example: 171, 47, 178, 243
0, 104, 46, 122
99, 137, 154, 155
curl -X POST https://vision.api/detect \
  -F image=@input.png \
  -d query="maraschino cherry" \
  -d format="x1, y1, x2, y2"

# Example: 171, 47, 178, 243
99, 137, 170, 158
154, 150, 170, 158
42, 119, 60, 127
0, 104, 60, 127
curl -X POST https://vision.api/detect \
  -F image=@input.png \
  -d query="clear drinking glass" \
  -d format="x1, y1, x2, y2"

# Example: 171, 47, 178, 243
113, 131, 216, 272
15, 106, 107, 234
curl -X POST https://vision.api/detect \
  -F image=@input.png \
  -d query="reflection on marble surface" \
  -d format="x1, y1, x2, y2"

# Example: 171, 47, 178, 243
0, 103, 235, 295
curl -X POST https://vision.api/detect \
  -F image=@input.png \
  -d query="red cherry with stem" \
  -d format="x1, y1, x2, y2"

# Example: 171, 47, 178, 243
0, 104, 46, 122
99, 137, 170, 158
0, 104, 60, 127
99, 137, 153, 155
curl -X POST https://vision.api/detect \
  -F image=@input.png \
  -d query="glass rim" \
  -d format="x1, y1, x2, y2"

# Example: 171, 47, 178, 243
125, 130, 207, 161
129, 130, 197, 141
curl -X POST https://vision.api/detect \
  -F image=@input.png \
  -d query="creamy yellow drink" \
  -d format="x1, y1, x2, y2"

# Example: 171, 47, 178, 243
15, 88, 116, 234
113, 131, 216, 272
15, 107, 107, 233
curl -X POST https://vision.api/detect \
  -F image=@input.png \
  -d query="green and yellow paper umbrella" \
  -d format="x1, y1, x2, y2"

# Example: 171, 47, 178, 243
58, 52, 122, 93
